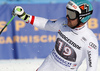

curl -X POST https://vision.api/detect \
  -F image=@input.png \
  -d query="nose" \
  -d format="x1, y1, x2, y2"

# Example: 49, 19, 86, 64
66, 16, 69, 20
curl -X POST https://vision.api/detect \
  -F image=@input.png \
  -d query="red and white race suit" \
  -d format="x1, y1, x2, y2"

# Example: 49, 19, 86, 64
28, 16, 99, 71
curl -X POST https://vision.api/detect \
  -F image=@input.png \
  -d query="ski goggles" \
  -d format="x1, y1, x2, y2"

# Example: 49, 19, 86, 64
67, 8, 93, 20
67, 8, 79, 20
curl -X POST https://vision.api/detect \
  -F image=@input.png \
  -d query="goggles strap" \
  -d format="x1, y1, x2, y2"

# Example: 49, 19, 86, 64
79, 10, 93, 17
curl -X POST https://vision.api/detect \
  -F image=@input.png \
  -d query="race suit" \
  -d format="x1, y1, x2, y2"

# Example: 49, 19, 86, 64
28, 16, 99, 71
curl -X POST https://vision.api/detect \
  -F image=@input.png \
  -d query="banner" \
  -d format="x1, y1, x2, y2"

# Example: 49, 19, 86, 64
0, 2, 100, 59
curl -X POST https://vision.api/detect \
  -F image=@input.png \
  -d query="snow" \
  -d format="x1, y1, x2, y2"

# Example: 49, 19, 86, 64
0, 57, 100, 71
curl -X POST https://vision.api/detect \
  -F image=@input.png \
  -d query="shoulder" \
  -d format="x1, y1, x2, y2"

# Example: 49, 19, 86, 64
56, 17, 67, 22
56, 17, 68, 27
48, 17, 67, 24
84, 28, 98, 50
51, 17, 68, 29
83, 24, 97, 40
86, 29, 96, 39
59, 17, 67, 21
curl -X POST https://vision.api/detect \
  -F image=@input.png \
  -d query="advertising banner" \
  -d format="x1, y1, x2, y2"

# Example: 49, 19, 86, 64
0, 2, 100, 59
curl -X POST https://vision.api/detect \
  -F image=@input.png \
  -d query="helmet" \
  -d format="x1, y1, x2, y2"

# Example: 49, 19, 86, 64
66, 0, 93, 23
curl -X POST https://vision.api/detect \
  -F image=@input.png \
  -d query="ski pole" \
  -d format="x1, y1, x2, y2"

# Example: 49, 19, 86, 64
0, 16, 15, 35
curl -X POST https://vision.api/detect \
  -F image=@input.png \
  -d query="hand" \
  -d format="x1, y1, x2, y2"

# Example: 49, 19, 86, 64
12, 6, 25, 17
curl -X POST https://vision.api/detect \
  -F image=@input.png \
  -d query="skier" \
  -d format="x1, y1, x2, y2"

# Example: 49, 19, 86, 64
12, 0, 99, 71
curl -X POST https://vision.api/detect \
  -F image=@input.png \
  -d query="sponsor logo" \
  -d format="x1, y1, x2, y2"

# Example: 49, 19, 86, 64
79, 12, 91, 17
68, 1, 77, 9
79, 4, 89, 19
82, 37, 87, 41
70, 64, 77, 69
79, 4, 89, 12
73, 64, 77, 67
89, 42, 97, 50
52, 50, 72, 67
62, 23, 67, 27
72, 5, 77, 9
81, 37, 87, 42
87, 51, 92, 67
58, 31, 81, 50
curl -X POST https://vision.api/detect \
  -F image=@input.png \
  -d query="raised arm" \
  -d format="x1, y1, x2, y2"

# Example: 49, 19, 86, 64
12, 6, 65, 32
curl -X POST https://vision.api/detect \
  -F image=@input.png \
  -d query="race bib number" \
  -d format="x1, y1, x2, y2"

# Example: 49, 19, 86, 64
55, 38, 77, 62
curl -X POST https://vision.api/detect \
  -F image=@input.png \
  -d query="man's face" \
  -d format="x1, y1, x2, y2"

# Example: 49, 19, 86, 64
67, 16, 79, 28
66, 8, 79, 28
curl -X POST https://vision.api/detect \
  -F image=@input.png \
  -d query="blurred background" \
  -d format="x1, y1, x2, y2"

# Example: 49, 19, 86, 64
0, 0, 99, 4
0, 0, 100, 71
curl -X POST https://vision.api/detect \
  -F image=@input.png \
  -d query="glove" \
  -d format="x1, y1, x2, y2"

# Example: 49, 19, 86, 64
12, 6, 30, 22
12, 6, 25, 17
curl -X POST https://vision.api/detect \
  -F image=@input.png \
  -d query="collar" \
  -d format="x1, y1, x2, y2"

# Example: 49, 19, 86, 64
70, 23, 87, 34
73, 23, 87, 30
